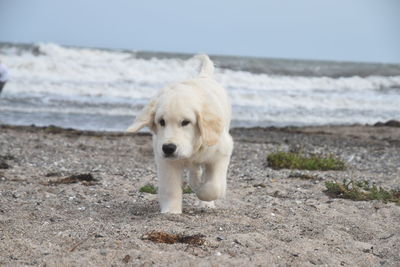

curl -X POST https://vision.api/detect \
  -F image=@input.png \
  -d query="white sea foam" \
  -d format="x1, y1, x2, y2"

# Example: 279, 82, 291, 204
1, 43, 399, 130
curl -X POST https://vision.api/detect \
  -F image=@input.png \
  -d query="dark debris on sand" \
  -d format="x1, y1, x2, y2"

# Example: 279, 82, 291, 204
142, 231, 206, 246
41, 173, 99, 186
0, 154, 16, 169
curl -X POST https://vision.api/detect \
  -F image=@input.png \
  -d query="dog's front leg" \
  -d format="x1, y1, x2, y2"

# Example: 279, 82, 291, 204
189, 165, 215, 208
188, 165, 202, 191
156, 158, 183, 214
195, 155, 230, 202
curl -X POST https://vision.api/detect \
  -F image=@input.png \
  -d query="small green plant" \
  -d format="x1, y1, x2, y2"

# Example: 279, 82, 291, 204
325, 179, 400, 205
139, 184, 157, 194
267, 151, 345, 171
183, 185, 194, 194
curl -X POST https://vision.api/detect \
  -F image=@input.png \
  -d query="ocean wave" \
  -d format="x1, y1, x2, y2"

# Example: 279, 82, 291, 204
220, 70, 400, 91
1, 42, 399, 130
1, 43, 399, 95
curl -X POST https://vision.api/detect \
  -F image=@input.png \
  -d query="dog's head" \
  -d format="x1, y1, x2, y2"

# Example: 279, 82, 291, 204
127, 84, 223, 159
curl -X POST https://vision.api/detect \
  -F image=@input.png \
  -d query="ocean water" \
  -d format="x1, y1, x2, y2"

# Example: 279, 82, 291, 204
0, 43, 399, 131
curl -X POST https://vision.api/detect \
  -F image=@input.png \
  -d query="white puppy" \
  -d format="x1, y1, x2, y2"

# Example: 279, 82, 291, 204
127, 55, 233, 214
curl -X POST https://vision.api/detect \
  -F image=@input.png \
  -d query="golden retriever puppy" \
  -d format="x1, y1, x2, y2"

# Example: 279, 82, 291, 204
127, 55, 233, 214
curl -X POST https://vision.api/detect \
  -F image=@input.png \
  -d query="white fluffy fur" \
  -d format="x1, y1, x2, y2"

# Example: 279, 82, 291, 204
127, 55, 233, 214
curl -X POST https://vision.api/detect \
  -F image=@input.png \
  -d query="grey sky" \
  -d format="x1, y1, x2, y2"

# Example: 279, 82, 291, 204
1, 0, 399, 63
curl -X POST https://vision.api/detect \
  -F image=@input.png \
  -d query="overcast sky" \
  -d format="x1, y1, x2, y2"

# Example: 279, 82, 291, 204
1, 0, 399, 63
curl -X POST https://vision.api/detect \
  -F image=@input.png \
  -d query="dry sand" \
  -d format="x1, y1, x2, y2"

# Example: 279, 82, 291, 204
0, 124, 399, 266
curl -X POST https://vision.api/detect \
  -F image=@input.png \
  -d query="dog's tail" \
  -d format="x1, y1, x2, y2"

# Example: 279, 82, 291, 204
196, 54, 215, 77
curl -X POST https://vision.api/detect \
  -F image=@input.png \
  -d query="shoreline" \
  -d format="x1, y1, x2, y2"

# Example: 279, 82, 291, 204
1, 119, 399, 134
2, 121, 400, 145
1, 122, 399, 266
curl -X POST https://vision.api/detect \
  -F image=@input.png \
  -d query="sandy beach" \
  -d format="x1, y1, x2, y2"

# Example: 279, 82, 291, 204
0, 123, 399, 266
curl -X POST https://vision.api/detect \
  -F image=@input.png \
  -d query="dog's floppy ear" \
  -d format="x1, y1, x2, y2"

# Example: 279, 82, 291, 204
198, 103, 223, 146
127, 98, 157, 133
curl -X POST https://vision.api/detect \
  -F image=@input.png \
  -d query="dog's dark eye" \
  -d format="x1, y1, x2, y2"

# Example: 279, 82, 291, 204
181, 120, 190, 126
159, 119, 165, 127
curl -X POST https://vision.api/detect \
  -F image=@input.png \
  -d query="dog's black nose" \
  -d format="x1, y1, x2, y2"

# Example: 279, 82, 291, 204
162, 143, 177, 156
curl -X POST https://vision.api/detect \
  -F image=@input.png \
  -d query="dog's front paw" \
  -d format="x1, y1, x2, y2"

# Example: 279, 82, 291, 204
160, 206, 182, 214
195, 182, 224, 201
